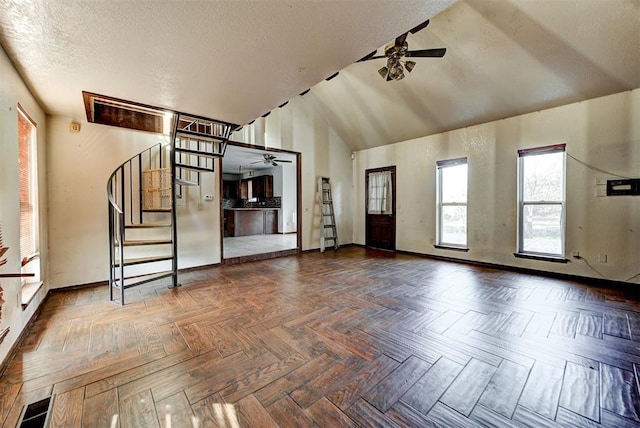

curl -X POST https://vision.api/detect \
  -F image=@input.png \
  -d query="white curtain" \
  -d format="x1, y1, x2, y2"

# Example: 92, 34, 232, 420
367, 171, 392, 214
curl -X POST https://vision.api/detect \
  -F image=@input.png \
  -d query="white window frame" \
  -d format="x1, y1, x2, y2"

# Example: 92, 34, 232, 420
516, 144, 566, 259
436, 157, 468, 249
17, 104, 40, 286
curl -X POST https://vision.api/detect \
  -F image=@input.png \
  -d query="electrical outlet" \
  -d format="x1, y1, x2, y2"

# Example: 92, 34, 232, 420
203, 194, 213, 201
572, 251, 580, 258
598, 254, 607, 263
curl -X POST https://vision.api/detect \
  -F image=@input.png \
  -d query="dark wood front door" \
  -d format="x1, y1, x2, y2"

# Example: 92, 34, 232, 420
365, 166, 396, 251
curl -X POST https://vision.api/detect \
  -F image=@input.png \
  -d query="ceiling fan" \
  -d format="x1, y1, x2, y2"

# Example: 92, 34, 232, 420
358, 20, 446, 81
250, 154, 292, 167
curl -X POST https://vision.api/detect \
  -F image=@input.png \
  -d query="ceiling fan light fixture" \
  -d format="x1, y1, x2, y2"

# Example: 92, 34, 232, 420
378, 66, 388, 79
390, 63, 405, 80
404, 60, 416, 73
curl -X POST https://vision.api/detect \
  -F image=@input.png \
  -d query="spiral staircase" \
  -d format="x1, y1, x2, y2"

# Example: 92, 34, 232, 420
107, 113, 239, 304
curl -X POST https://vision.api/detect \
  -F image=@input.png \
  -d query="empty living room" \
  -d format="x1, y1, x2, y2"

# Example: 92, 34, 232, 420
0, 1, 639, 427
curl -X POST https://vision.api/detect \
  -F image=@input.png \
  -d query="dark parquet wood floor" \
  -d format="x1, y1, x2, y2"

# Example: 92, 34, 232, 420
2, 247, 640, 427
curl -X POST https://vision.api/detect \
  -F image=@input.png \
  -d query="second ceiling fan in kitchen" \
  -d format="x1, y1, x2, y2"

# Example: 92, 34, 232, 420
251, 154, 293, 167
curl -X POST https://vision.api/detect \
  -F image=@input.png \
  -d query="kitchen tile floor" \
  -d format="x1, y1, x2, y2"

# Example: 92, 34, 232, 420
223, 233, 298, 258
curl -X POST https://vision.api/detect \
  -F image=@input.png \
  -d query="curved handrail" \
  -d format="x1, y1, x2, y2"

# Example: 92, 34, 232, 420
107, 181, 124, 214
106, 143, 164, 214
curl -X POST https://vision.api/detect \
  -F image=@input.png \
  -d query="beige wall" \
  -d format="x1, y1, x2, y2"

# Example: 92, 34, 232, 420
353, 89, 640, 283
46, 118, 223, 289
262, 96, 354, 249
0, 46, 48, 365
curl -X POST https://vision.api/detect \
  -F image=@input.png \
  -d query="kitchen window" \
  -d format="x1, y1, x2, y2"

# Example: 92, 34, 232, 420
517, 144, 566, 260
436, 158, 468, 249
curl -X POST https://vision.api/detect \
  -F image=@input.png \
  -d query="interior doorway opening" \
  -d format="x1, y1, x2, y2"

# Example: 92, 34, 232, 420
221, 143, 301, 262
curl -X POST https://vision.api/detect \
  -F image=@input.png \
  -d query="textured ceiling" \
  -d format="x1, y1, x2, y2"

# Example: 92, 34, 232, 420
304, 0, 640, 150
0, 0, 454, 125
0, 0, 637, 152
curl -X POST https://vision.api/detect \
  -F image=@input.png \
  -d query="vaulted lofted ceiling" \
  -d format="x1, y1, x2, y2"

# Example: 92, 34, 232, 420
0, 0, 638, 151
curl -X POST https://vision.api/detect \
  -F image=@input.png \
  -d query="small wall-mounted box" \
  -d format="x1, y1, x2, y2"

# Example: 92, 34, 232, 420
606, 179, 640, 196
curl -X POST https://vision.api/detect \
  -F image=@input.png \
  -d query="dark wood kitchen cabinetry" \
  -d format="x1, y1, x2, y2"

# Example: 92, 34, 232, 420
239, 180, 248, 199
237, 175, 273, 200
222, 180, 238, 198
264, 209, 277, 234
224, 209, 278, 237
252, 175, 273, 198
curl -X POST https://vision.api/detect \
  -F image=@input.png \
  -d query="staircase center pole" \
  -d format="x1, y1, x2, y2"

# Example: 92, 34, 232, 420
170, 113, 179, 288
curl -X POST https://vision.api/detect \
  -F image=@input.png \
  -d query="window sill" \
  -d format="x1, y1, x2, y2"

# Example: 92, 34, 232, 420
513, 253, 569, 264
21, 281, 43, 310
434, 245, 469, 252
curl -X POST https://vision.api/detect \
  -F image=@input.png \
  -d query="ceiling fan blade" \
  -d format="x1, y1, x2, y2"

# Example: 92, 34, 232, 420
394, 32, 408, 48
357, 51, 378, 62
405, 48, 446, 58
274, 159, 292, 163
250, 160, 264, 164
409, 19, 430, 34
359, 55, 388, 62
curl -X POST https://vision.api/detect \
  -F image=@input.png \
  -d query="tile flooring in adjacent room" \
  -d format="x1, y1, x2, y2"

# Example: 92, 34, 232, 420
223, 233, 297, 259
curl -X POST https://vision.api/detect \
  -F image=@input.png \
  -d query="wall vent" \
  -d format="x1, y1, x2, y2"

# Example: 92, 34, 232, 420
18, 396, 53, 428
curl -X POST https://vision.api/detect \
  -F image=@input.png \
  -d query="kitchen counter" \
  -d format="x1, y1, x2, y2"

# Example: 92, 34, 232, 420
224, 209, 278, 237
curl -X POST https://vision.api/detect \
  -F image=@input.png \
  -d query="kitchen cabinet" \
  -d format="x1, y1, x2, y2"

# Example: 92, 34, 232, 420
223, 180, 238, 198
264, 209, 277, 234
224, 209, 278, 237
238, 175, 273, 200
239, 180, 248, 199
252, 175, 273, 198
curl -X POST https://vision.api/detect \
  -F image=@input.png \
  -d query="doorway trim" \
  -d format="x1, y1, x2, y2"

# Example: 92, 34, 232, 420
219, 141, 302, 262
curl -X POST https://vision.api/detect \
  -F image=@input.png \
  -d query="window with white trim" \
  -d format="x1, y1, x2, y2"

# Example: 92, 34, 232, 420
436, 158, 467, 248
517, 145, 566, 257
18, 105, 39, 283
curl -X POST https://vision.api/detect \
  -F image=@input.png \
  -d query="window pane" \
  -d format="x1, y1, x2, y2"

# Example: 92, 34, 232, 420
18, 109, 37, 260
441, 164, 467, 203
522, 204, 562, 255
441, 205, 467, 246
522, 152, 563, 201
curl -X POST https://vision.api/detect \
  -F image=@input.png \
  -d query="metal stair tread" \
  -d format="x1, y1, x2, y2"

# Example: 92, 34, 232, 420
175, 177, 199, 186
114, 255, 173, 267
175, 147, 220, 159
142, 208, 172, 212
112, 271, 173, 289
121, 239, 172, 246
175, 163, 215, 173
175, 128, 226, 143
125, 223, 171, 229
